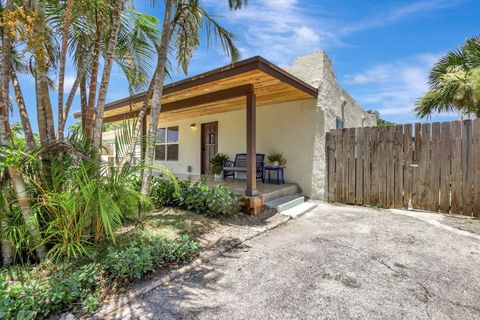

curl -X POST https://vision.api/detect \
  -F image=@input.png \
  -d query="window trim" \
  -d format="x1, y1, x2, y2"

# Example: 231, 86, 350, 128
155, 126, 179, 162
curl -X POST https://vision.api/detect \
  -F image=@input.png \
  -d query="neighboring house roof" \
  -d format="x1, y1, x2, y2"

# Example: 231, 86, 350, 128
74, 56, 318, 123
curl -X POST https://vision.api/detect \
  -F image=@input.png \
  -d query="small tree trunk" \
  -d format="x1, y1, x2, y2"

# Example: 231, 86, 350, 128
7, 168, 47, 260
58, 71, 82, 138
85, 12, 103, 140
57, 0, 75, 140
80, 74, 88, 129
141, 0, 174, 195
119, 74, 156, 167
1, 216, 13, 266
92, 0, 124, 151
35, 0, 55, 145
11, 68, 36, 151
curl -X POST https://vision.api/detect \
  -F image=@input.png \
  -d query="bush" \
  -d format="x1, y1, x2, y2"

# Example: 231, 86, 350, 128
149, 177, 241, 217
103, 234, 199, 281
0, 263, 102, 319
0, 234, 199, 319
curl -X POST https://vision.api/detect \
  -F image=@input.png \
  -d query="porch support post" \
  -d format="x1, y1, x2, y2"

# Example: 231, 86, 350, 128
246, 86, 257, 196
141, 115, 147, 162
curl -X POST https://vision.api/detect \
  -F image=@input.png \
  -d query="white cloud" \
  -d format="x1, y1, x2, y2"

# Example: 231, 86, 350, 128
63, 75, 77, 94
203, 0, 466, 67
342, 53, 461, 121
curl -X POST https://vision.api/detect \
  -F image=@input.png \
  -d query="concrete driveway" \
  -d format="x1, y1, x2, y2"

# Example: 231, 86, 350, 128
106, 203, 480, 320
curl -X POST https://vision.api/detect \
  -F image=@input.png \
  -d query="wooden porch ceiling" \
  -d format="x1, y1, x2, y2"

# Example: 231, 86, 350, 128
78, 56, 318, 123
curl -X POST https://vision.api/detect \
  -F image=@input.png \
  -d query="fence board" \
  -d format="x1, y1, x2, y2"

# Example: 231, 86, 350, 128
326, 119, 476, 216
403, 124, 413, 209
347, 128, 356, 204
371, 128, 380, 204
356, 127, 364, 205
342, 129, 350, 202
473, 119, 480, 217
461, 120, 473, 215
385, 127, 395, 208
430, 122, 441, 212
412, 123, 422, 208
378, 127, 387, 207
451, 121, 462, 214
393, 125, 404, 208
334, 129, 343, 202
439, 122, 451, 213
326, 131, 335, 202
363, 128, 372, 205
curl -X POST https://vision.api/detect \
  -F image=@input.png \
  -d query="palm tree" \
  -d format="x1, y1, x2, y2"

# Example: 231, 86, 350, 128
416, 36, 480, 118
140, 0, 246, 194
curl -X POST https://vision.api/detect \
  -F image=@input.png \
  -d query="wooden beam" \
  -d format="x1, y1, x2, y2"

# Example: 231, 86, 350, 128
102, 84, 254, 123
246, 91, 257, 197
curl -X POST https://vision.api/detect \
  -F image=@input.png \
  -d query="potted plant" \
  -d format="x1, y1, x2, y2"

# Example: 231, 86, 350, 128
267, 152, 287, 167
210, 153, 230, 180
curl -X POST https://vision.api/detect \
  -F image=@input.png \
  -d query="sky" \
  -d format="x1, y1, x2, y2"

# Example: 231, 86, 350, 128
10, 0, 480, 131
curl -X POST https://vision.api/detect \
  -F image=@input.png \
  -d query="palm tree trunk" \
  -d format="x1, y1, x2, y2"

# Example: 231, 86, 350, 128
119, 73, 156, 167
141, 0, 174, 195
11, 68, 36, 151
57, 0, 75, 140
1, 0, 13, 114
1, 215, 13, 266
36, 0, 55, 144
92, 0, 124, 151
85, 11, 103, 140
80, 74, 88, 129
58, 70, 83, 138
7, 167, 47, 260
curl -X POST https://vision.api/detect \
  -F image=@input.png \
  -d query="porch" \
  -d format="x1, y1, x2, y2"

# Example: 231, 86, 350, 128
171, 174, 301, 200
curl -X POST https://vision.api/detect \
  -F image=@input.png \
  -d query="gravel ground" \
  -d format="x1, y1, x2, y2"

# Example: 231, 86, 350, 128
104, 203, 480, 320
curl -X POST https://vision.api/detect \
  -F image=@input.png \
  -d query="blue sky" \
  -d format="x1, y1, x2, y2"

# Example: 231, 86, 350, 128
11, 0, 480, 131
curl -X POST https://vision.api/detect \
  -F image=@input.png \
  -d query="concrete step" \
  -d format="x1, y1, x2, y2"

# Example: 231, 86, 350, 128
279, 201, 317, 218
261, 184, 302, 202
265, 194, 305, 212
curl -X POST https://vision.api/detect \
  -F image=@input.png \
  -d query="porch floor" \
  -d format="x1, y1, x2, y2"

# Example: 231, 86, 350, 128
166, 174, 301, 200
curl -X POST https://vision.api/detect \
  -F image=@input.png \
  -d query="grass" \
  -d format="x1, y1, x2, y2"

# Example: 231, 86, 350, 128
134, 207, 220, 242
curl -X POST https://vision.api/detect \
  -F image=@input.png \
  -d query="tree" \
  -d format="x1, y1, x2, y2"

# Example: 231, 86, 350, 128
140, 0, 246, 195
415, 36, 480, 118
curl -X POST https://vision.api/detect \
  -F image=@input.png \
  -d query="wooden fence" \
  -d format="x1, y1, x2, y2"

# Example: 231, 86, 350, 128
326, 119, 480, 216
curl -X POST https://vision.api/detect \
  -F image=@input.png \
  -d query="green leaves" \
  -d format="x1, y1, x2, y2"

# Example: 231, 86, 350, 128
149, 176, 241, 217
416, 36, 480, 118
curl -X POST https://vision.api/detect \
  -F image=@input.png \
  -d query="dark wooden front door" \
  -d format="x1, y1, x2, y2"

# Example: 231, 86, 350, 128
201, 121, 218, 175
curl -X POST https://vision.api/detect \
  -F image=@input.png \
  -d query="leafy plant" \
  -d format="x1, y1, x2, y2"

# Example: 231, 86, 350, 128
209, 153, 229, 175
149, 177, 241, 217
267, 152, 287, 166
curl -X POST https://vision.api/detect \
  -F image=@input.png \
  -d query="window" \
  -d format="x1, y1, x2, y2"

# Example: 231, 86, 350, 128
336, 118, 344, 129
155, 126, 179, 161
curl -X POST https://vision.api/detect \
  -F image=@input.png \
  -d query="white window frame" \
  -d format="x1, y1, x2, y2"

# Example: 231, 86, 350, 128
155, 126, 179, 161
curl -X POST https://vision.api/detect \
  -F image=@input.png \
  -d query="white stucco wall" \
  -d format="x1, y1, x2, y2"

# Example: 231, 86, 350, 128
151, 99, 317, 197
286, 51, 377, 199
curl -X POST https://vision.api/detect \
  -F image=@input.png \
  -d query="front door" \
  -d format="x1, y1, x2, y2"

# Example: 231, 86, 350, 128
201, 121, 218, 175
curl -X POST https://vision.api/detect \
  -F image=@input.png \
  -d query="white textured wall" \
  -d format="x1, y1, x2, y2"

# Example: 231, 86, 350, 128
286, 51, 376, 199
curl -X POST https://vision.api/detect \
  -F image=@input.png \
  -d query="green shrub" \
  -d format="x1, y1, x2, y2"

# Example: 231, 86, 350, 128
0, 263, 102, 319
103, 235, 199, 281
0, 234, 199, 319
149, 177, 241, 217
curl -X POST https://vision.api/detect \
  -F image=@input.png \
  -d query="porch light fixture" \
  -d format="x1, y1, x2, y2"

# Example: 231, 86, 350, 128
190, 123, 196, 129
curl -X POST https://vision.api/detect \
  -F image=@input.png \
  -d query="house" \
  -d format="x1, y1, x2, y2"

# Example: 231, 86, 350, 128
95, 51, 377, 212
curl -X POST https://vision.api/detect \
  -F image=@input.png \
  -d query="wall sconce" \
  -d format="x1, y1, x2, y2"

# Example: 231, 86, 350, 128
190, 123, 196, 129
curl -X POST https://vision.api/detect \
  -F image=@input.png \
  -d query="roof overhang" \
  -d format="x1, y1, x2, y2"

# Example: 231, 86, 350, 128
75, 56, 318, 123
